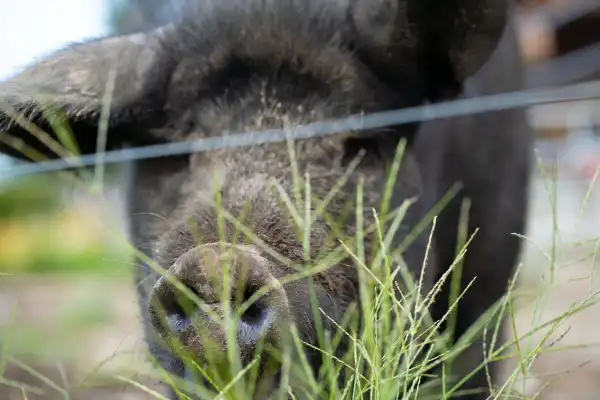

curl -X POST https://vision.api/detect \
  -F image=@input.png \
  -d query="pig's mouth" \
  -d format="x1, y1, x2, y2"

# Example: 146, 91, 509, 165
171, 337, 287, 400
179, 367, 283, 400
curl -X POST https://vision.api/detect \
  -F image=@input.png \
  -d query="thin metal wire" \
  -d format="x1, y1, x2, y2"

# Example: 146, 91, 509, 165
1, 2, 600, 180
2, 79, 600, 180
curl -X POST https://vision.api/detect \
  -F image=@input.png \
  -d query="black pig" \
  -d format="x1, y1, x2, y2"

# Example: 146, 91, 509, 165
0, 0, 533, 398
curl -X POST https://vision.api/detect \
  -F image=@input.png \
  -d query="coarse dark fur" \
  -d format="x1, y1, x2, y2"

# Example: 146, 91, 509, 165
0, 0, 533, 398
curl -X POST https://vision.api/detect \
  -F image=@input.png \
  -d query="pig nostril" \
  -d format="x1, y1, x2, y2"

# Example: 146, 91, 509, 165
237, 287, 273, 346
167, 306, 192, 332
163, 288, 202, 333
241, 299, 266, 326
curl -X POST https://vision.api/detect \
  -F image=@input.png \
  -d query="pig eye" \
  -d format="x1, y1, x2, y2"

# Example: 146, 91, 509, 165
166, 56, 256, 111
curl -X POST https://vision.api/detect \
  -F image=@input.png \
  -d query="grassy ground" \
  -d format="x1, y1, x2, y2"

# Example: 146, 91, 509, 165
0, 274, 159, 399
0, 159, 599, 399
0, 175, 156, 399
500, 258, 600, 400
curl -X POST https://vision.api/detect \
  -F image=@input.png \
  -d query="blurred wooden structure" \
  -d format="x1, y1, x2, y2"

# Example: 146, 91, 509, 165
518, 0, 600, 65
514, 0, 600, 168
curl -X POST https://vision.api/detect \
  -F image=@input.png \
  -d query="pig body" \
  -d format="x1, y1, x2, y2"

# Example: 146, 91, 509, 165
0, 0, 533, 398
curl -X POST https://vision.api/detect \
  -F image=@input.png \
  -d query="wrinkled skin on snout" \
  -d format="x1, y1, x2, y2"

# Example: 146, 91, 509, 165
0, 0, 533, 398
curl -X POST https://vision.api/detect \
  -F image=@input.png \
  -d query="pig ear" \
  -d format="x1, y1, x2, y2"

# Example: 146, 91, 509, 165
0, 25, 176, 161
350, 0, 509, 101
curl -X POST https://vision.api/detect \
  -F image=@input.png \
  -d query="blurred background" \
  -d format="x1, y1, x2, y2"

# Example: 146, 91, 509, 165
0, 0, 599, 399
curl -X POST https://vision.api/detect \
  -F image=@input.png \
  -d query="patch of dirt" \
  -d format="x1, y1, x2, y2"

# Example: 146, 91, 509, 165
0, 275, 161, 399
499, 260, 600, 399
1, 362, 166, 400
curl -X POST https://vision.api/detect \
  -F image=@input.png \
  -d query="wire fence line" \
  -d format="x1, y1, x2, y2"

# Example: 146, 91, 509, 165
2, 79, 600, 180
0, 2, 598, 181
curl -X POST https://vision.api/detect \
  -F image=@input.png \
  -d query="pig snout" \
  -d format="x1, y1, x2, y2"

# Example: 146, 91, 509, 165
148, 243, 292, 366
